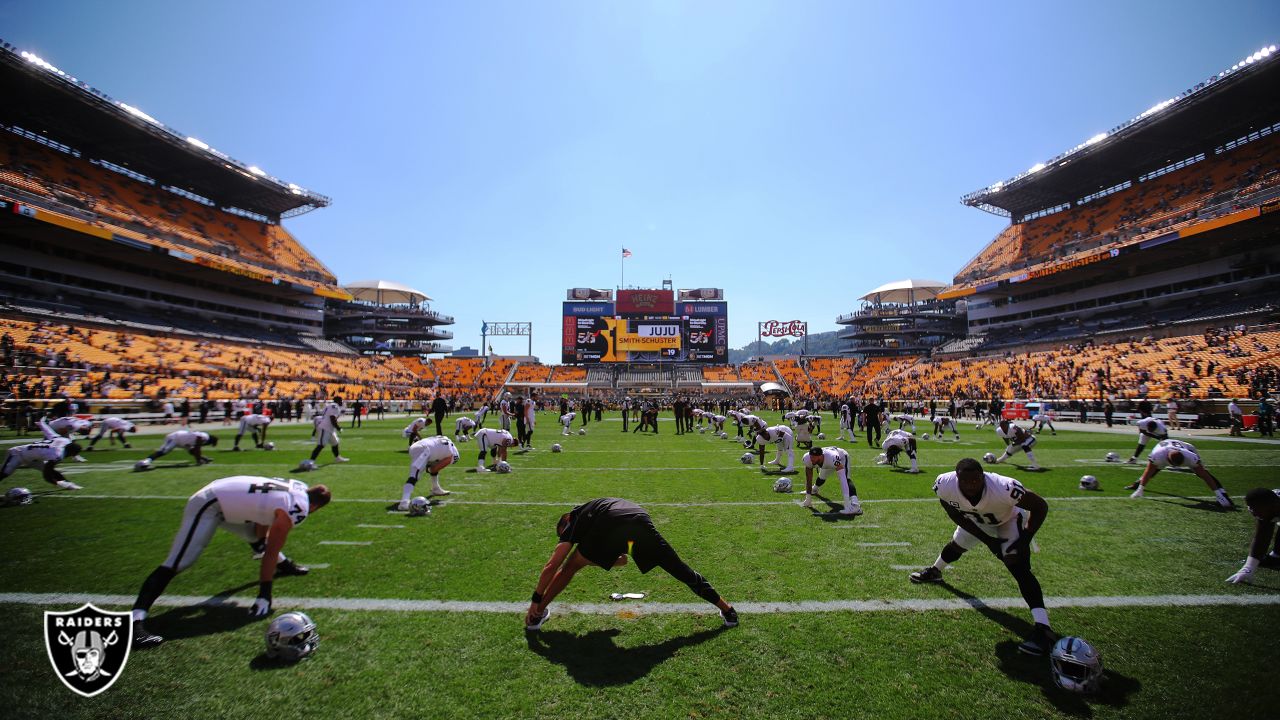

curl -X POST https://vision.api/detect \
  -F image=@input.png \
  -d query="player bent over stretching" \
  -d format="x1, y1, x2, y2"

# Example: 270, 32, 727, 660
1126, 438, 1233, 508
131, 476, 330, 647
525, 497, 738, 631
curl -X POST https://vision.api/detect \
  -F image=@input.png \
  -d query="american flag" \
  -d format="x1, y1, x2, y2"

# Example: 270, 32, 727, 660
621, 248, 632, 258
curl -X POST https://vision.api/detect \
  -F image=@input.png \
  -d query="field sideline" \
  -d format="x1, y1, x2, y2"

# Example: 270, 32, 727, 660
2, 413, 1278, 719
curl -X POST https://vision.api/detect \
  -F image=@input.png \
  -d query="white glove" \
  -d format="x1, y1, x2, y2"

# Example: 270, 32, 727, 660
249, 597, 272, 617
1225, 567, 1253, 584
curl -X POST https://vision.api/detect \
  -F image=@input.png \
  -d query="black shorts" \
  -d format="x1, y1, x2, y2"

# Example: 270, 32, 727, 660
577, 516, 671, 574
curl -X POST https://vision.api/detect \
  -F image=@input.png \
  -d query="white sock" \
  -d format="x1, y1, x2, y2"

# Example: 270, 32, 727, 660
910, 458, 919, 471
132, 609, 147, 622
849, 494, 860, 507
401, 483, 415, 503
932, 555, 947, 571
1025, 451, 1037, 465
1031, 607, 1050, 627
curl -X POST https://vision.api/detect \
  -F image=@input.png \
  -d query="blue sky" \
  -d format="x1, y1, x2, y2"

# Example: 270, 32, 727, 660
3, 1, 1277, 360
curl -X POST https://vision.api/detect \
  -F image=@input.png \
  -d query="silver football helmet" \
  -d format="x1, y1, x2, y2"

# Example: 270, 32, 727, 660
1050, 636, 1103, 693
265, 611, 319, 662
1079, 475, 1099, 490
577, 428, 586, 435
982, 452, 997, 464
5, 487, 33, 505
550, 443, 562, 453
773, 478, 792, 493
495, 460, 512, 473
408, 496, 431, 517
739, 452, 755, 465
1105, 452, 1119, 462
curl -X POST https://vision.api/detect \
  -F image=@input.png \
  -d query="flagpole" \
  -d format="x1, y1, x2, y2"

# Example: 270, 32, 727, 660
620, 246, 625, 290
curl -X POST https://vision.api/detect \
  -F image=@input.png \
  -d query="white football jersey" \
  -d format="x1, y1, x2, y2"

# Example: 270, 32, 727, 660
165, 430, 210, 449
455, 417, 476, 431
473, 428, 515, 448
101, 417, 135, 432
882, 429, 914, 450
894, 414, 914, 423
1136, 418, 1168, 437
409, 437, 460, 474
560, 413, 576, 425
47, 416, 92, 434
320, 402, 343, 426
1148, 439, 1201, 469
802, 446, 848, 473
756, 426, 794, 444
403, 418, 429, 436
12, 437, 73, 466
239, 413, 272, 429
741, 415, 766, 432
1032, 414, 1051, 423
996, 424, 1032, 446
474, 405, 489, 422
209, 476, 310, 527
933, 471, 1027, 532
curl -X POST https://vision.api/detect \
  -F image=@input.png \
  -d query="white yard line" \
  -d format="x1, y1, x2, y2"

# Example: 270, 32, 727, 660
318, 541, 372, 546
858, 542, 912, 547
2, 591, 1277, 615
356, 524, 404, 529
41, 493, 1218, 507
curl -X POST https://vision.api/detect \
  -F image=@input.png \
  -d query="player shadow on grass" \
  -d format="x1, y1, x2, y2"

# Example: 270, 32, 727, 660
939, 584, 1140, 717
805, 493, 862, 521
525, 626, 723, 686
148, 582, 260, 643
1144, 489, 1236, 513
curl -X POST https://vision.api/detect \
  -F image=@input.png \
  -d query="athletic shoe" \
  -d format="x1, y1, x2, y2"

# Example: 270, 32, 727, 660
396, 500, 410, 511
73, 455, 87, 463
904, 468, 921, 474
133, 622, 164, 649
1025, 465, 1040, 471
232, 447, 242, 452
525, 607, 550, 631
1130, 486, 1145, 499
122, 443, 132, 449
909, 566, 943, 584
334, 456, 350, 463
274, 559, 310, 577
476, 466, 491, 473
1017, 624, 1059, 656
1217, 494, 1235, 509
720, 607, 739, 628
800, 494, 813, 509
1123, 481, 1140, 491
1125, 457, 1137, 464
838, 504, 863, 516
429, 488, 452, 496
55, 480, 83, 490
780, 466, 795, 473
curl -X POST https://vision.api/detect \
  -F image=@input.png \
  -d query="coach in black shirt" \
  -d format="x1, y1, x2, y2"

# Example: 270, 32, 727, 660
862, 399, 883, 447
524, 498, 738, 630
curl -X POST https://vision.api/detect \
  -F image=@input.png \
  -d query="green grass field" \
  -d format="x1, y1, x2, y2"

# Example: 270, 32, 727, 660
2, 413, 1278, 719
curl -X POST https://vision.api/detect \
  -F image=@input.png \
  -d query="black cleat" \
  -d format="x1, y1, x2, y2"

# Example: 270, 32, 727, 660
1017, 623, 1059, 656
133, 622, 164, 648
909, 566, 944, 584
720, 607, 739, 628
275, 559, 310, 577
1123, 482, 1140, 491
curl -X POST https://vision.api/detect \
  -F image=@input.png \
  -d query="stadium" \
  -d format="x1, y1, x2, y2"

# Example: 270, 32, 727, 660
1, 27, 1279, 720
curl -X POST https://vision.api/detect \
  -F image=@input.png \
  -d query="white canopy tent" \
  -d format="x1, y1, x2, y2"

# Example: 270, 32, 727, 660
859, 278, 947, 305
343, 279, 432, 306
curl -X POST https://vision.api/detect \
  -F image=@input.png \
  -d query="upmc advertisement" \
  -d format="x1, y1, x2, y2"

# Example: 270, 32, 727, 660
561, 301, 727, 363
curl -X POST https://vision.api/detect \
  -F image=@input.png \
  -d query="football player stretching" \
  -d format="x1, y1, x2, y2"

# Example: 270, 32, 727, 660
909, 458, 1058, 655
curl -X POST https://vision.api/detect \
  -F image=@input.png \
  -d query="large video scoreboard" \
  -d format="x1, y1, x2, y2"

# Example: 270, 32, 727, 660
561, 289, 728, 364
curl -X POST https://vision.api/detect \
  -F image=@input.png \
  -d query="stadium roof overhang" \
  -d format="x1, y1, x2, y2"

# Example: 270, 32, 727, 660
859, 278, 948, 304
962, 50, 1280, 220
344, 279, 432, 305
0, 43, 330, 220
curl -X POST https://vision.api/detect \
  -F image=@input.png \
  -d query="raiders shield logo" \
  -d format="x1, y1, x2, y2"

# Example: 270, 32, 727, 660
44, 604, 133, 697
